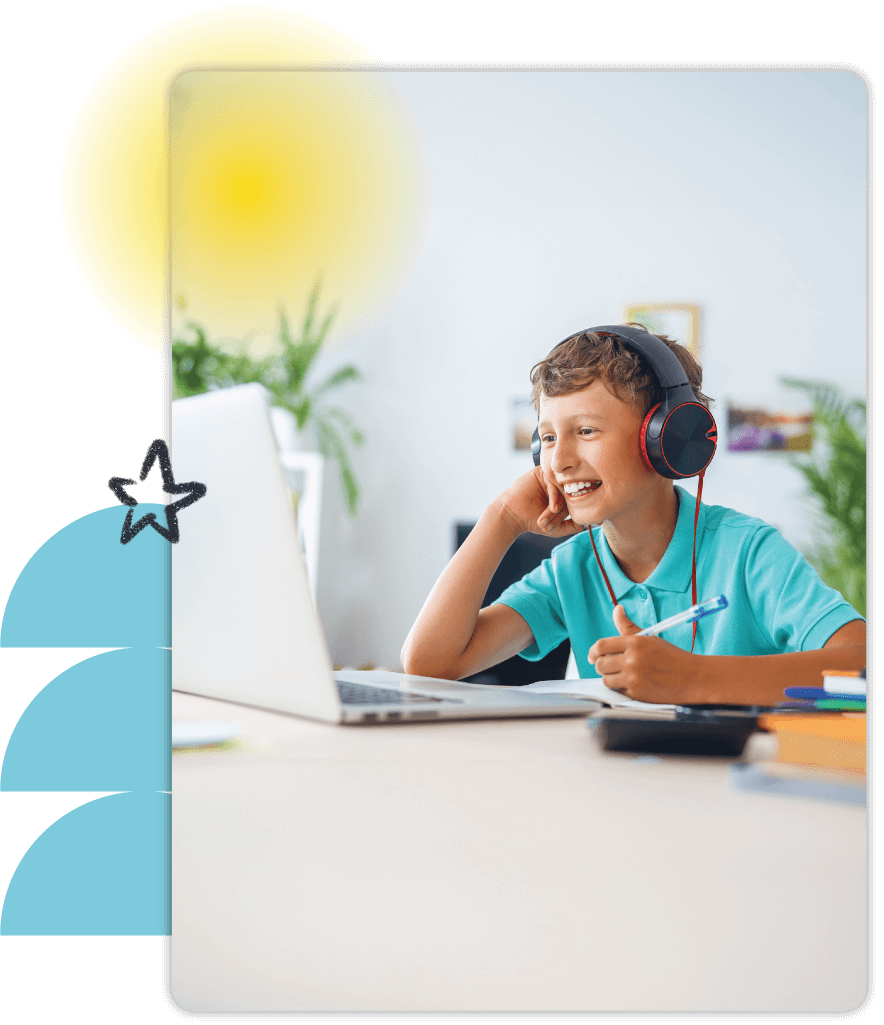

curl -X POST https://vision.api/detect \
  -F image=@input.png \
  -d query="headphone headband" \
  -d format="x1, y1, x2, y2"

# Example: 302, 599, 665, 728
532, 323, 716, 481
561, 325, 691, 391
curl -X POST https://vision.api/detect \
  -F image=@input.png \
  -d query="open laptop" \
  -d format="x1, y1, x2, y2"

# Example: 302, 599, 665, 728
171, 384, 592, 724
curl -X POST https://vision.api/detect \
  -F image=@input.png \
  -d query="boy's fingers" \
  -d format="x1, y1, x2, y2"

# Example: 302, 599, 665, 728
546, 479, 561, 511
613, 604, 642, 636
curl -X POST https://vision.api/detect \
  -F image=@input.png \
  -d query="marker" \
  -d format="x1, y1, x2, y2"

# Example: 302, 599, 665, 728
822, 670, 866, 697
784, 687, 863, 702
780, 698, 866, 712
637, 594, 728, 638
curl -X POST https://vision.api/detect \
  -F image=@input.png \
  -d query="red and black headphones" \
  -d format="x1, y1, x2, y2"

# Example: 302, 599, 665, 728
530, 325, 718, 650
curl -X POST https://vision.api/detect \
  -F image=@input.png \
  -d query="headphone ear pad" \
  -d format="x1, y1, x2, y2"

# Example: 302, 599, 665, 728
638, 403, 661, 473
531, 426, 541, 466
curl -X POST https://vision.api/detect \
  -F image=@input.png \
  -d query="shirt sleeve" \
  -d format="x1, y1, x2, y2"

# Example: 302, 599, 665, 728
743, 525, 863, 652
492, 557, 569, 662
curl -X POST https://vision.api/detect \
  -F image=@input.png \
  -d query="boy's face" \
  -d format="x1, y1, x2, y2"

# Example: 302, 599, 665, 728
537, 378, 664, 527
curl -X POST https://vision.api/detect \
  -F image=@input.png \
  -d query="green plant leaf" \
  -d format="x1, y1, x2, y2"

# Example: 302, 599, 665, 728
302, 280, 321, 340
171, 322, 234, 397
315, 414, 360, 515
171, 284, 363, 517
312, 364, 361, 399
316, 304, 339, 345
320, 407, 365, 448
779, 377, 866, 615
278, 306, 294, 348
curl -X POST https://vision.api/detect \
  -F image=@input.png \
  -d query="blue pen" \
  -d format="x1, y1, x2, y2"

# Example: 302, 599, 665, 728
637, 594, 728, 637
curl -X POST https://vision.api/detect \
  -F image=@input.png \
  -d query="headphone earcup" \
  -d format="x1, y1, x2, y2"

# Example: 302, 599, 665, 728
638, 403, 661, 472
531, 426, 541, 466
643, 402, 717, 479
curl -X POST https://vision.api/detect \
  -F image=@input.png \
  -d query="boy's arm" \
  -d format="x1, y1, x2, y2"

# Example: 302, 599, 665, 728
700, 618, 866, 705
401, 467, 581, 680
588, 606, 866, 706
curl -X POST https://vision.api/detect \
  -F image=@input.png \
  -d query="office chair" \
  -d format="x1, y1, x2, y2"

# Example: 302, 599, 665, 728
454, 524, 571, 687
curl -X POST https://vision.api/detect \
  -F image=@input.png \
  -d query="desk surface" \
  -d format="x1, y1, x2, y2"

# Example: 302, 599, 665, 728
170, 691, 867, 1013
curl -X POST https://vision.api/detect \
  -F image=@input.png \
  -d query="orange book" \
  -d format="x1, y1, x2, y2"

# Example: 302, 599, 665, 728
756, 713, 866, 774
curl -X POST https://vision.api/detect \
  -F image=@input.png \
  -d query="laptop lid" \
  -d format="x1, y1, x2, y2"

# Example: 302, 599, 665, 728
171, 384, 343, 723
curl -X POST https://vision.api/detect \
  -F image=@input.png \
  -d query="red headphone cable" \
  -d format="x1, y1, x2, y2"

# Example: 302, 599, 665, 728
587, 523, 618, 606
691, 471, 705, 653
587, 471, 705, 652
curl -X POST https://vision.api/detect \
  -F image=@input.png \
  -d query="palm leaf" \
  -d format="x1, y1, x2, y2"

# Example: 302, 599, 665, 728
315, 304, 339, 345
171, 284, 363, 515
277, 306, 294, 348
282, 340, 324, 391
780, 377, 866, 616
311, 364, 361, 399
315, 414, 360, 515
301, 279, 325, 341
323, 406, 365, 446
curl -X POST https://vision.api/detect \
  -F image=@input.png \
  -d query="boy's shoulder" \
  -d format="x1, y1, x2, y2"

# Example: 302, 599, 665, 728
543, 497, 788, 565
544, 528, 594, 565
702, 499, 775, 536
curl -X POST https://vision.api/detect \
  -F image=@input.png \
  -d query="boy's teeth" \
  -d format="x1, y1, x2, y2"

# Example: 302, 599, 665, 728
565, 481, 600, 494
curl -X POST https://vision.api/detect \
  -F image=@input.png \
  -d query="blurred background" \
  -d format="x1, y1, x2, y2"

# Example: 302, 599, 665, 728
170, 69, 867, 671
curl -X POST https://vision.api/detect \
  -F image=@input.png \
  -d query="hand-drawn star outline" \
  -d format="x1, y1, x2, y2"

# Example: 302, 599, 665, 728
108, 439, 206, 545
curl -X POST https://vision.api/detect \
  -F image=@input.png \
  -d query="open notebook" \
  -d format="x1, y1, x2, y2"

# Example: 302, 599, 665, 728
514, 678, 677, 713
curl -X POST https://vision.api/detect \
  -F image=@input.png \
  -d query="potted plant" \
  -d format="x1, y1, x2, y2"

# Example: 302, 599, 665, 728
779, 377, 866, 617
172, 284, 364, 515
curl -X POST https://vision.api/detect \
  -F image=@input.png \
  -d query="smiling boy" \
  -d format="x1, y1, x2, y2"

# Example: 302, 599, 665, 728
401, 327, 865, 706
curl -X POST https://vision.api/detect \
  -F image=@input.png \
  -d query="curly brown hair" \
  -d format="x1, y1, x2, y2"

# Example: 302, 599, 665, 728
530, 324, 713, 415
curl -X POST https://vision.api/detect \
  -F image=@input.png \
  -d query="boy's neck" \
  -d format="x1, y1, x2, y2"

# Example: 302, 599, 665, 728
601, 484, 680, 584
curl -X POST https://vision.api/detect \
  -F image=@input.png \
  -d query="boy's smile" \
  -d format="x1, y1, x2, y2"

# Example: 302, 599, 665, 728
537, 378, 668, 530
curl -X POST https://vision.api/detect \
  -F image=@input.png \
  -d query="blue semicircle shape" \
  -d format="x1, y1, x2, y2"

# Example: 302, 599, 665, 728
1, 505, 170, 647
1, 647, 169, 792
1, 791, 170, 935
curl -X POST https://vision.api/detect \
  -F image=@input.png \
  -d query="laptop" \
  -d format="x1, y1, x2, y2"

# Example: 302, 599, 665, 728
171, 384, 592, 724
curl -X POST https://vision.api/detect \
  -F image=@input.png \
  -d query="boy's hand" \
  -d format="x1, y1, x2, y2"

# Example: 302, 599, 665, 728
588, 605, 702, 704
496, 466, 585, 539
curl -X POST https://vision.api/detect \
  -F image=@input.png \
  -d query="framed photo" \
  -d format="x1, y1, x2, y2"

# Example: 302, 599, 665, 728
512, 396, 536, 451
726, 403, 814, 452
623, 303, 701, 357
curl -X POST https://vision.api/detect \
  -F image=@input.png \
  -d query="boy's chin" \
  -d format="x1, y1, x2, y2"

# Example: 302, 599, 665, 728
566, 511, 598, 527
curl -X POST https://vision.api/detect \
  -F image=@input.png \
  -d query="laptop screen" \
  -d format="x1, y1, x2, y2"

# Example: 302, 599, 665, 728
171, 384, 342, 722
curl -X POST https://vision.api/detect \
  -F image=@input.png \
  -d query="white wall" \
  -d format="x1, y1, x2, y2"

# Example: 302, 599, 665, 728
310, 70, 867, 670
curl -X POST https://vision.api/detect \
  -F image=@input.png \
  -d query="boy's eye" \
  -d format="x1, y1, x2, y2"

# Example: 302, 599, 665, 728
579, 427, 597, 436
541, 433, 555, 444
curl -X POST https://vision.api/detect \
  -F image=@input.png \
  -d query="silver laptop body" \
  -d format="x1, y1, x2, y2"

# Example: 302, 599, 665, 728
171, 384, 591, 724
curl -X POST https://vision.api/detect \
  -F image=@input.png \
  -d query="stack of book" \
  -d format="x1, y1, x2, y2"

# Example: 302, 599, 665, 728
781, 668, 867, 712
730, 669, 866, 805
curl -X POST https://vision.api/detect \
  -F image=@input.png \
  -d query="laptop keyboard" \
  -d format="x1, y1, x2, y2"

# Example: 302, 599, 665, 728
335, 679, 462, 706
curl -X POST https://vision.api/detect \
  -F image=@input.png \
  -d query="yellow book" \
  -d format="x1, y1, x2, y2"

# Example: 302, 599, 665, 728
755, 713, 866, 774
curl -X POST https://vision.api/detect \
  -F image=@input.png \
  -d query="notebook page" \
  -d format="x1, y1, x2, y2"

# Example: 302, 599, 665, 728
518, 677, 677, 713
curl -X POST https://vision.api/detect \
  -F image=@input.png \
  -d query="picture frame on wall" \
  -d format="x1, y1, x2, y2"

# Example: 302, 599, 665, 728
725, 387, 815, 452
512, 396, 536, 452
624, 303, 701, 357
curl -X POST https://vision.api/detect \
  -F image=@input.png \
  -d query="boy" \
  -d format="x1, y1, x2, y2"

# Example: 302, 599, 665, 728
401, 327, 865, 706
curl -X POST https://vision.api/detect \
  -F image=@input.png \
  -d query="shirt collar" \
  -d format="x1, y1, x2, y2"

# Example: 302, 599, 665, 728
592, 485, 706, 597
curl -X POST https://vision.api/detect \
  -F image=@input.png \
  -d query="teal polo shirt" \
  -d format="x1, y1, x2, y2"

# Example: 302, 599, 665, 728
494, 486, 862, 678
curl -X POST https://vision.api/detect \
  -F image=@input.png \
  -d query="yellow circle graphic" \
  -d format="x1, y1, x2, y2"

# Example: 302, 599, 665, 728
61, 7, 391, 356
170, 69, 424, 346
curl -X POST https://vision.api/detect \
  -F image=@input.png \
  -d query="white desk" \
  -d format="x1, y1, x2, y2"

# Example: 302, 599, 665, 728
170, 691, 866, 1013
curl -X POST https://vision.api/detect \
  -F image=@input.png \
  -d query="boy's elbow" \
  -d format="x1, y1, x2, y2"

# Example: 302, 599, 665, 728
400, 643, 458, 681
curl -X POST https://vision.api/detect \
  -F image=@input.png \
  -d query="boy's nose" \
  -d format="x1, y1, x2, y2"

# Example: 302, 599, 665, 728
549, 438, 576, 474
